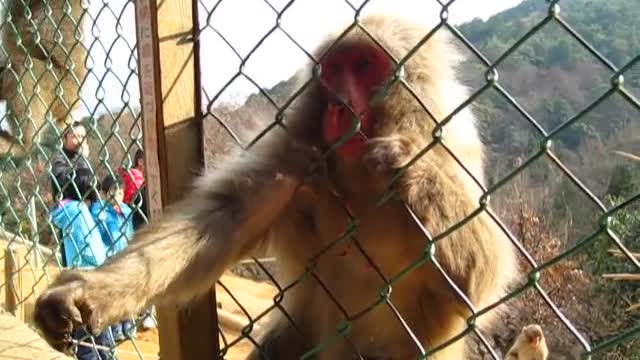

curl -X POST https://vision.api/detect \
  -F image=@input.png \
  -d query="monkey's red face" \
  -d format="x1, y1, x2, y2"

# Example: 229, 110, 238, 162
320, 44, 392, 158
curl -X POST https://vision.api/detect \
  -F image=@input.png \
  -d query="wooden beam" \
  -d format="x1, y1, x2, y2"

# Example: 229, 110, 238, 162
135, 0, 220, 358
602, 273, 640, 281
607, 248, 640, 261
4, 247, 21, 318
136, 0, 164, 221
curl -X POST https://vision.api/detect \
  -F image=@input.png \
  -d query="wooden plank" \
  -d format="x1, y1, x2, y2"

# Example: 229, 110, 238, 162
0, 309, 71, 360
602, 273, 640, 281
156, 1, 198, 129
607, 248, 640, 261
136, 0, 164, 220
136, 0, 220, 358
0, 238, 61, 324
4, 247, 21, 319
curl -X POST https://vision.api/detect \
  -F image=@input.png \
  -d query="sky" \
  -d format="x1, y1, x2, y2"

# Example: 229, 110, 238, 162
197, 0, 524, 107
1, 0, 524, 124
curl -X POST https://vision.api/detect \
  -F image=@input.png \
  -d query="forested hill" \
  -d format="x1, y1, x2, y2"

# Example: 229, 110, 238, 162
455, 0, 639, 162
459, 0, 639, 68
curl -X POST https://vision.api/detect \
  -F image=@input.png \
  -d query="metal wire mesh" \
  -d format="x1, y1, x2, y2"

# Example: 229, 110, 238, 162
0, 0, 637, 359
198, 0, 640, 359
0, 0, 157, 359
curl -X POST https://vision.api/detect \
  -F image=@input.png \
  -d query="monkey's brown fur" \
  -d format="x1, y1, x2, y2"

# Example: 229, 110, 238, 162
33, 15, 518, 359
506, 324, 549, 360
0, 0, 87, 157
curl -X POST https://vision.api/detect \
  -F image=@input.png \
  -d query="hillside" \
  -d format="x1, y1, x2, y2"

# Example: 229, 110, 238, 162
458, 0, 639, 160
454, 0, 640, 242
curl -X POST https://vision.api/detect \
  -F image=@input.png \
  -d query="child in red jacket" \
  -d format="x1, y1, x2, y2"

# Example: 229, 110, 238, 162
117, 149, 147, 229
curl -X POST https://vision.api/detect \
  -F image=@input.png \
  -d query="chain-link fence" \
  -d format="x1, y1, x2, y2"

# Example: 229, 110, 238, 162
198, 0, 640, 359
0, 0, 638, 359
0, 0, 157, 359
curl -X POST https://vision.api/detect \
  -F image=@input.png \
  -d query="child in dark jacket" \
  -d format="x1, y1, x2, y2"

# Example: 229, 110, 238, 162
90, 173, 136, 341
50, 168, 117, 360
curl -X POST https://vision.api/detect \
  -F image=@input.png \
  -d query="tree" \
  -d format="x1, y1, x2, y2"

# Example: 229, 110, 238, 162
606, 164, 638, 199
546, 98, 573, 129
547, 38, 577, 70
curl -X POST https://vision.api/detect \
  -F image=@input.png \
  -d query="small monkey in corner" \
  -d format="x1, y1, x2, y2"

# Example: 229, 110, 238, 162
0, 0, 88, 157
33, 15, 519, 359
506, 324, 549, 360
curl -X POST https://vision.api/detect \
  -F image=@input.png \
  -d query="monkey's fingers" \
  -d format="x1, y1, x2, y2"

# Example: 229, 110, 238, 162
279, 140, 324, 178
33, 280, 87, 353
363, 136, 414, 177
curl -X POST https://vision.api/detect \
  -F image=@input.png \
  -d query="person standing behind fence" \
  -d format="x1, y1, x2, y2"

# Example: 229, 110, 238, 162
49, 167, 117, 360
50, 122, 91, 267
91, 174, 133, 257
117, 149, 147, 230
117, 149, 157, 331
50, 122, 91, 201
90, 173, 137, 342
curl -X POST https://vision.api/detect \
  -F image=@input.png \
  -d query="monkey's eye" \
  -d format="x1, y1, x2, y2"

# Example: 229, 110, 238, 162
353, 56, 370, 75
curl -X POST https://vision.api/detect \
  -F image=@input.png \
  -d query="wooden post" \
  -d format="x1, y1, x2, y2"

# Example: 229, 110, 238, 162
135, 0, 220, 358
27, 198, 41, 267
4, 246, 22, 319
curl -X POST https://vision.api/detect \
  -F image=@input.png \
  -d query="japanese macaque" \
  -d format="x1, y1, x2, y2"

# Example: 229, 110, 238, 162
506, 324, 549, 360
33, 15, 519, 359
0, 0, 87, 157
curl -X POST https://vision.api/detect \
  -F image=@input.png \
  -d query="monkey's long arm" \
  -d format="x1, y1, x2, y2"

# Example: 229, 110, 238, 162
34, 139, 318, 352
97, 169, 299, 315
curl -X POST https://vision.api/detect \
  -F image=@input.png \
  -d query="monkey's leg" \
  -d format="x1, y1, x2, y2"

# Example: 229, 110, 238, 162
0, 124, 30, 157
245, 318, 310, 360
0, 64, 47, 157
51, 73, 84, 127
428, 340, 466, 360
0, 131, 23, 157
33, 143, 319, 353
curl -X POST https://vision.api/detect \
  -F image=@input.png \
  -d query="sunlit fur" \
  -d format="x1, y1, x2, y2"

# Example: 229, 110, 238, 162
0, 0, 87, 157
34, 14, 518, 359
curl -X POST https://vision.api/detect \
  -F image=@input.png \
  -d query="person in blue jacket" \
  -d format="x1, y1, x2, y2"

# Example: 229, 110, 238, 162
90, 173, 136, 342
50, 167, 117, 360
91, 173, 133, 257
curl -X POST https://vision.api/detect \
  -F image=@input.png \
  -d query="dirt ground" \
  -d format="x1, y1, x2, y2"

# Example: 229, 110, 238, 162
114, 273, 278, 360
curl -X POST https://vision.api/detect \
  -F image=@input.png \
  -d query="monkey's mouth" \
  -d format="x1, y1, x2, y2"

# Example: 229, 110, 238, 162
324, 103, 369, 155
527, 334, 541, 347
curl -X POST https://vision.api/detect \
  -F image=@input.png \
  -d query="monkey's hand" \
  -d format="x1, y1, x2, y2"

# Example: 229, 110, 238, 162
363, 135, 416, 182
34, 270, 113, 355
275, 138, 327, 187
